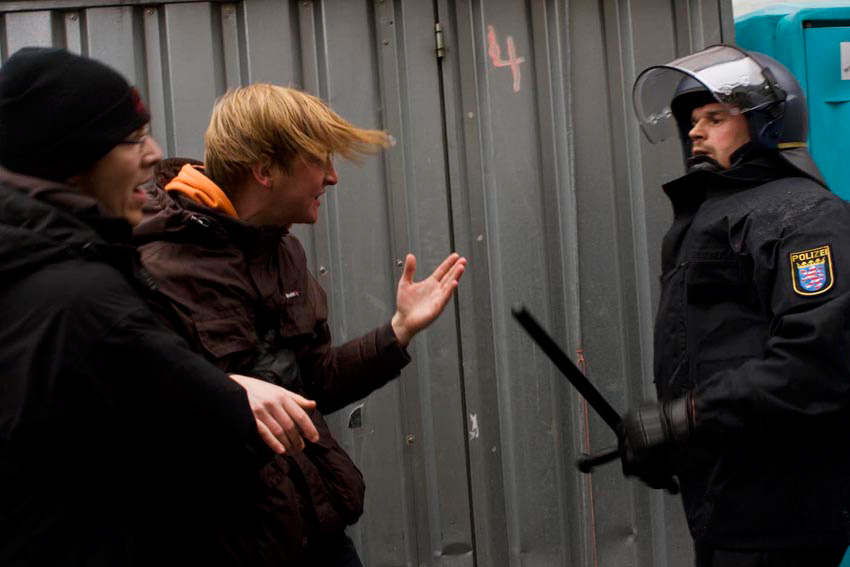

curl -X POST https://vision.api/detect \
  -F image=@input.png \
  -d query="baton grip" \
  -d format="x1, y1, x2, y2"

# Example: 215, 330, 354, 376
576, 447, 619, 473
577, 448, 681, 495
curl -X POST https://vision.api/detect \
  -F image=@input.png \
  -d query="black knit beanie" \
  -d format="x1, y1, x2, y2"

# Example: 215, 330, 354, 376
0, 47, 151, 182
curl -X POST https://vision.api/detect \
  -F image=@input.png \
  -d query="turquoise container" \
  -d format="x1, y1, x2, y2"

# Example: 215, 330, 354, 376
736, 3, 850, 198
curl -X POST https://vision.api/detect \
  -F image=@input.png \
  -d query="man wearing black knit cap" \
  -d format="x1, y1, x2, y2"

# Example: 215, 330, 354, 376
0, 47, 320, 566
0, 46, 151, 183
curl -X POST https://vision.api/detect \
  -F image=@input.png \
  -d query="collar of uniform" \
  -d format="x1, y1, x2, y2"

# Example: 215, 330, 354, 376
662, 169, 711, 218
663, 149, 794, 214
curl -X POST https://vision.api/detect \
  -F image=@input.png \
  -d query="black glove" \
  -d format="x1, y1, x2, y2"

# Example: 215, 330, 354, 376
619, 394, 694, 493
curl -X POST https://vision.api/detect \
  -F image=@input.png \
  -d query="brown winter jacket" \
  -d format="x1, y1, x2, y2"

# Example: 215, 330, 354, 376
134, 159, 411, 564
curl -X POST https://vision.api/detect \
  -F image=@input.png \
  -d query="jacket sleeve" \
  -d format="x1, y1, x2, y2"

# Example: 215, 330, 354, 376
693, 195, 850, 442
297, 318, 411, 414
78, 271, 271, 476
140, 236, 411, 414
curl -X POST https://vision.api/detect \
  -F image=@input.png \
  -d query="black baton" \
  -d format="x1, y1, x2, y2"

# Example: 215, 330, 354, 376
511, 304, 679, 494
511, 306, 620, 430
511, 305, 620, 472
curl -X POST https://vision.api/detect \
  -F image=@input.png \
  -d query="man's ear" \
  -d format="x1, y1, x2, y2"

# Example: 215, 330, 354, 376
250, 155, 275, 189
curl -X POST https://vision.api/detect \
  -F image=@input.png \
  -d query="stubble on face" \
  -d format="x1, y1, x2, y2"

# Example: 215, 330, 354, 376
688, 103, 750, 169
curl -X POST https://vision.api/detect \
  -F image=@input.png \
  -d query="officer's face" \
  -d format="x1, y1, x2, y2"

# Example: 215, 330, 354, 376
688, 102, 750, 169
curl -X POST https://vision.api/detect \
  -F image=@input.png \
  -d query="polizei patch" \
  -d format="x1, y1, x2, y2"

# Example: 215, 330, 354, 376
790, 245, 834, 296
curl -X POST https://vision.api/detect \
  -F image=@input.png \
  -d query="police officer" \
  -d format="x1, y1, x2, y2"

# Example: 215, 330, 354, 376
622, 45, 850, 566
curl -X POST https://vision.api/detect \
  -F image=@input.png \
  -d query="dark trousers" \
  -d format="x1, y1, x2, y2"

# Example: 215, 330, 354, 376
309, 533, 363, 567
695, 544, 846, 567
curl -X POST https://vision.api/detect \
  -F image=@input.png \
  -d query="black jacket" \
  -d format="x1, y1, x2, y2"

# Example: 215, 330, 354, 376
655, 153, 850, 549
0, 168, 269, 566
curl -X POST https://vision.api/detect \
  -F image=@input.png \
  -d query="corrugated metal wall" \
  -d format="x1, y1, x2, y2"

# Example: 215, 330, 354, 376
0, 1, 734, 565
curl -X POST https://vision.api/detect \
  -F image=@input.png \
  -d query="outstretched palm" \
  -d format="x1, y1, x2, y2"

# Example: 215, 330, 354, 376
391, 252, 467, 347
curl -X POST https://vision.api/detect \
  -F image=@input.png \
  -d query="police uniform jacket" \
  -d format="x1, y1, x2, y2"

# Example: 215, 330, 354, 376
656, 150, 850, 550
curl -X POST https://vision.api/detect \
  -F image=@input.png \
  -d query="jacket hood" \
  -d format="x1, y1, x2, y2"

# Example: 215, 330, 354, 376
165, 163, 238, 219
0, 167, 134, 282
135, 158, 285, 249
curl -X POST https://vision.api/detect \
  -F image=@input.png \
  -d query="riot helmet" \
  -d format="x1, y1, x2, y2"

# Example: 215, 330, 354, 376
633, 44, 824, 184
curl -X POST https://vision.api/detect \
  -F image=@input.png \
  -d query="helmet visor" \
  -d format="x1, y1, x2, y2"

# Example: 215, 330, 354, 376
633, 45, 784, 143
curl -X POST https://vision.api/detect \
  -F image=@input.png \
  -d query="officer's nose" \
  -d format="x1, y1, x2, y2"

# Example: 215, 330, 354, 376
688, 120, 705, 144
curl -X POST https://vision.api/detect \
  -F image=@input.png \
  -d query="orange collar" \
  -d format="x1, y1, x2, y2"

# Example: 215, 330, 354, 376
165, 164, 238, 218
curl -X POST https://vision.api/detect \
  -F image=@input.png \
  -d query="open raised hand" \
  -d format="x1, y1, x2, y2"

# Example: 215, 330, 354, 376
391, 252, 467, 347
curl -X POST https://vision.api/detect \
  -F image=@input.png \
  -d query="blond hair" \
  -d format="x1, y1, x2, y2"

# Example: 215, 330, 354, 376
204, 84, 390, 193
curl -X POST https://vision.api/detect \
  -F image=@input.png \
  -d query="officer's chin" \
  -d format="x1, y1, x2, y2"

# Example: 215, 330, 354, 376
686, 154, 723, 173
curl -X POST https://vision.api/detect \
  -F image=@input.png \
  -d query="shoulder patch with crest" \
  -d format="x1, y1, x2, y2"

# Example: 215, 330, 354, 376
790, 245, 834, 296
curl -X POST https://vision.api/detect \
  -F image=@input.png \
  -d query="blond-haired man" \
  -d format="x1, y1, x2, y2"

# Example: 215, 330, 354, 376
135, 84, 465, 566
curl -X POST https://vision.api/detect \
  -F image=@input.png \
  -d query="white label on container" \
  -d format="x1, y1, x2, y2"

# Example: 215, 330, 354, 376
842, 42, 850, 81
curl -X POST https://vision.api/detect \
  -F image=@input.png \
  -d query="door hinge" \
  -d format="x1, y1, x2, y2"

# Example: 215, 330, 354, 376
435, 21, 445, 59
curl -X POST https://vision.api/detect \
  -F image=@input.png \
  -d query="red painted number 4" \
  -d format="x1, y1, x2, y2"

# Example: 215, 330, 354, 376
487, 25, 525, 93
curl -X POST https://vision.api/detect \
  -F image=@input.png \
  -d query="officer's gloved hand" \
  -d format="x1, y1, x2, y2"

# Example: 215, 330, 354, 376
619, 394, 694, 494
